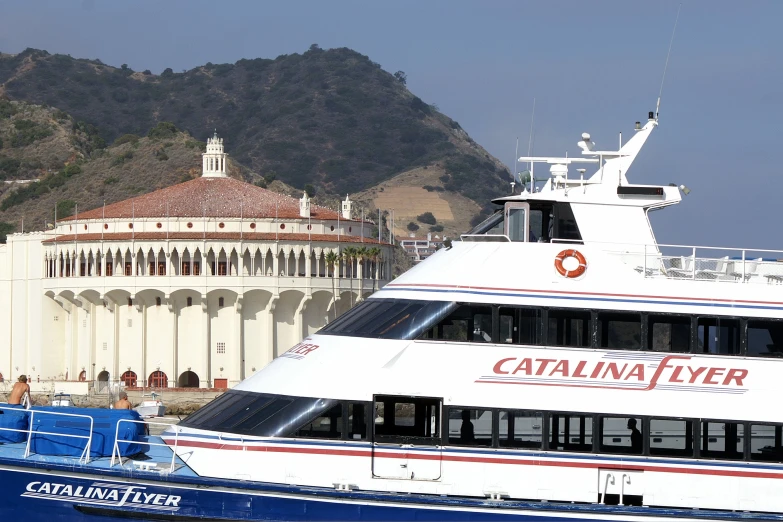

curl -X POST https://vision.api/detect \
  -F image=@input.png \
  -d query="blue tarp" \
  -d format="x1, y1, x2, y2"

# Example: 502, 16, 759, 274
0, 406, 28, 443
28, 407, 147, 458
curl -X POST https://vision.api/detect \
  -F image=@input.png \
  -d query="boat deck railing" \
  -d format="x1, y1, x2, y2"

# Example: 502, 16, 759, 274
110, 419, 182, 473
609, 243, 783, 284
0, 405, 94, 464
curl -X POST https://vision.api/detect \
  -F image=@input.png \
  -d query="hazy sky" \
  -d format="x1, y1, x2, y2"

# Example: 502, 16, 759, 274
2, 0, 782, 249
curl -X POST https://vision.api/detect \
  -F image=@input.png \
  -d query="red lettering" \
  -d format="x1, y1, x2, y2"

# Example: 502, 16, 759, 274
549, 360, 569, 377
624, 364, 645, 381
703, 367, 725, 385
601, 363, 626, 380
644, 355, 692, 391
513, 358, 533, 375
687, 366, 707, 384
589, 362, 605, 379
723, 368, 747, 386
668, 366, 684, 383
535, 359, 557, 376
493, 358, 516, 375
300, 344, 319, 355
572, 361, 588, 378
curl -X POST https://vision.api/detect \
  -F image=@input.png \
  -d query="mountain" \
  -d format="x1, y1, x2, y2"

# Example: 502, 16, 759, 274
0, 46, 511, 239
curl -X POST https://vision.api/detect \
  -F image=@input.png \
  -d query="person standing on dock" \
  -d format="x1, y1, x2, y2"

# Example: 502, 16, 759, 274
114, 391, 132, 410
8, 375, 30, 406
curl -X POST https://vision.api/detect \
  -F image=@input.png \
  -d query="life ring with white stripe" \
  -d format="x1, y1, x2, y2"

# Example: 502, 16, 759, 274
554, 249, 587, 278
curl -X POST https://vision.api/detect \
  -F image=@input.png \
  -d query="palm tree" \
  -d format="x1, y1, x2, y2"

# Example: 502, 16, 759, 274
356, 246, 370, 300
368, 247, 381, 292
324, 250, 339, 321
342, 246, 357, 308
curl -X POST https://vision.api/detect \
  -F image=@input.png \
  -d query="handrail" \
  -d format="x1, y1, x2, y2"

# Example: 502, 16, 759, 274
600, 473, 614, 505
460, 234, 511, 242
110, 419, 181, 473
0, 405, 93, 464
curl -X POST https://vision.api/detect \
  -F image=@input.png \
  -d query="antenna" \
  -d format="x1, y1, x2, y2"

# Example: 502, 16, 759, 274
656, 3, 682, 120
526, 98, 536, 191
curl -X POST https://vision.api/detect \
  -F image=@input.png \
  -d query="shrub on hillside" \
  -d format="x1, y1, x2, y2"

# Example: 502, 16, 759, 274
147, 122, 178, 140
114, 134, 140, 146
430, 224, 444, 233
0, 221, 14, 243
407, 222, 419, 232
11, 119, 53, 147
56, 199, 76, 217
417, 212, 436, 225
0, 156, 21, 179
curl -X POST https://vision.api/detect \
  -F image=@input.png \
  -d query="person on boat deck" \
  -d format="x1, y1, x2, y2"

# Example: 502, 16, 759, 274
460, 410, 475, 443
8, 375, 30, 406
114, 391, 132, 410
628, 418, 642, 453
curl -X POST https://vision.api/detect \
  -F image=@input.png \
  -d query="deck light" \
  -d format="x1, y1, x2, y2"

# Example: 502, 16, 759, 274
648, 111, 655, 120
635, 121, 641, 131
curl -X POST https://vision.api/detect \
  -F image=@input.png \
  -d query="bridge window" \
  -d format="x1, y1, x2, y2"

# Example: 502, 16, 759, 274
649, 314, 691, 352
347, 403, 368, 440
293, 403, 343, 439
548, 309, 591, 347
597, 312, 641, 350
600, 416, 643, 454
499, 410, 543, 449
649, 418, 693, 457
697, 317, 740, 355
549, 413, 592, 452
499, 307, 542, 345
750, 424, 783, 461
448, 408, 492, 447
747, 319, 783, 357
505, 203, 528, 242
701, 421, 744, 460
374, 395, 440, 444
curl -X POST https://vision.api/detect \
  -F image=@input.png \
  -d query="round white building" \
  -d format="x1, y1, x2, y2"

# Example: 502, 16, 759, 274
0, 134, 392, 390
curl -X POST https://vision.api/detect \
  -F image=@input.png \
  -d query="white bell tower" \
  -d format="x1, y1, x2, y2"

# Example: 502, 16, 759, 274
202, 130, 228, 178
299, 191, 311, 218
341, 194, 352, 220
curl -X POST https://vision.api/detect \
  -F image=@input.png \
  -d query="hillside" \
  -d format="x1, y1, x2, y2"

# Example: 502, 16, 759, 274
0, 102, 293, 237
0, 46, 510, 212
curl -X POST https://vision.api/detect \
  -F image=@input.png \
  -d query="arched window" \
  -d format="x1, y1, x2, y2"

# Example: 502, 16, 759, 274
218, 297, 224, 307
78, 370, 86, 382
187, 297, 193, 307
121, 370, 137, 387
127, 297, 132, 307
148, 371, 168, 388
177, 371, 200, 388
156, 297, 162, 306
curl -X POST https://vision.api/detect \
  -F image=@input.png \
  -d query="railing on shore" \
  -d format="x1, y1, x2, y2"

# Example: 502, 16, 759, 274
0, 406, 94, 464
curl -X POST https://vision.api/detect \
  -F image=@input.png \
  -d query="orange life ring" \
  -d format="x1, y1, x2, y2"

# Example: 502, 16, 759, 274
554, 249, 587, 278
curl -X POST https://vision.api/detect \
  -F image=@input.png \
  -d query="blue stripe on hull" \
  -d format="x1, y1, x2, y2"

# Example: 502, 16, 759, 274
1, 464, 781, 522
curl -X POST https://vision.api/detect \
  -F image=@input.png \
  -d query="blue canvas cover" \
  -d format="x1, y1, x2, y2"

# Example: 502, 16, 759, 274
0, 406, 28, 443
29, 407, 147, 457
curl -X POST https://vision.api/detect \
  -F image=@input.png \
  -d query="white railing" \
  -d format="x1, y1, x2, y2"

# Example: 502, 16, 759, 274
621, 243, 783, 284
110, 419, 181, 473
0, 406, 94, 464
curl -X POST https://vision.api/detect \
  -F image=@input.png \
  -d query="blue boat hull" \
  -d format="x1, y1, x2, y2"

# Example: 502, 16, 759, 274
0, 461, 779, 522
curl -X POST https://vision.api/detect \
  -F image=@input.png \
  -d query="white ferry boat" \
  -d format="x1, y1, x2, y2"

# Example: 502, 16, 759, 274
2, 110, 783, 521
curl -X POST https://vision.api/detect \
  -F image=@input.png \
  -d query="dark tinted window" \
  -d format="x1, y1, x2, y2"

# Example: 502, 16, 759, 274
374, 395, 440, 444
419, 304, 492, 342
649, 315, 691, 352
293, 403, 343, 439
747, 320, 783, 357
598, 312, 641, 350
180, 390, 341, 438
318, 299, 456, 339
466, 209, 503, 235
554, 203, 582, 241
697, 317, 740, 355
548, 309, 591, 347
499, 307, 542, 345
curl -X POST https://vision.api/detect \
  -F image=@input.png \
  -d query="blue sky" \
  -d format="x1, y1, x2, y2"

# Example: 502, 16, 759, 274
2, 0, 782, 248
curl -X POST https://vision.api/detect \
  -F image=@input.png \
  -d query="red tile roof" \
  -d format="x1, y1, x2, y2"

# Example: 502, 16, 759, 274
59, 176, 360, 222
43, 232, 389, 245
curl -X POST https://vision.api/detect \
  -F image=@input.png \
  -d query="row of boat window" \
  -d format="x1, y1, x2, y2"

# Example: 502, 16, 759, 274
318, 299, 783, 357
181, 391, 783, 463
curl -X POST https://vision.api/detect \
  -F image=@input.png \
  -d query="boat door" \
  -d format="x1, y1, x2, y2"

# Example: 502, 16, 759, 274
371, 395, 442, 481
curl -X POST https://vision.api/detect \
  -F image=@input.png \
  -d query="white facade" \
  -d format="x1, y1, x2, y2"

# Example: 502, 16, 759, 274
0, 135, 392, 389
